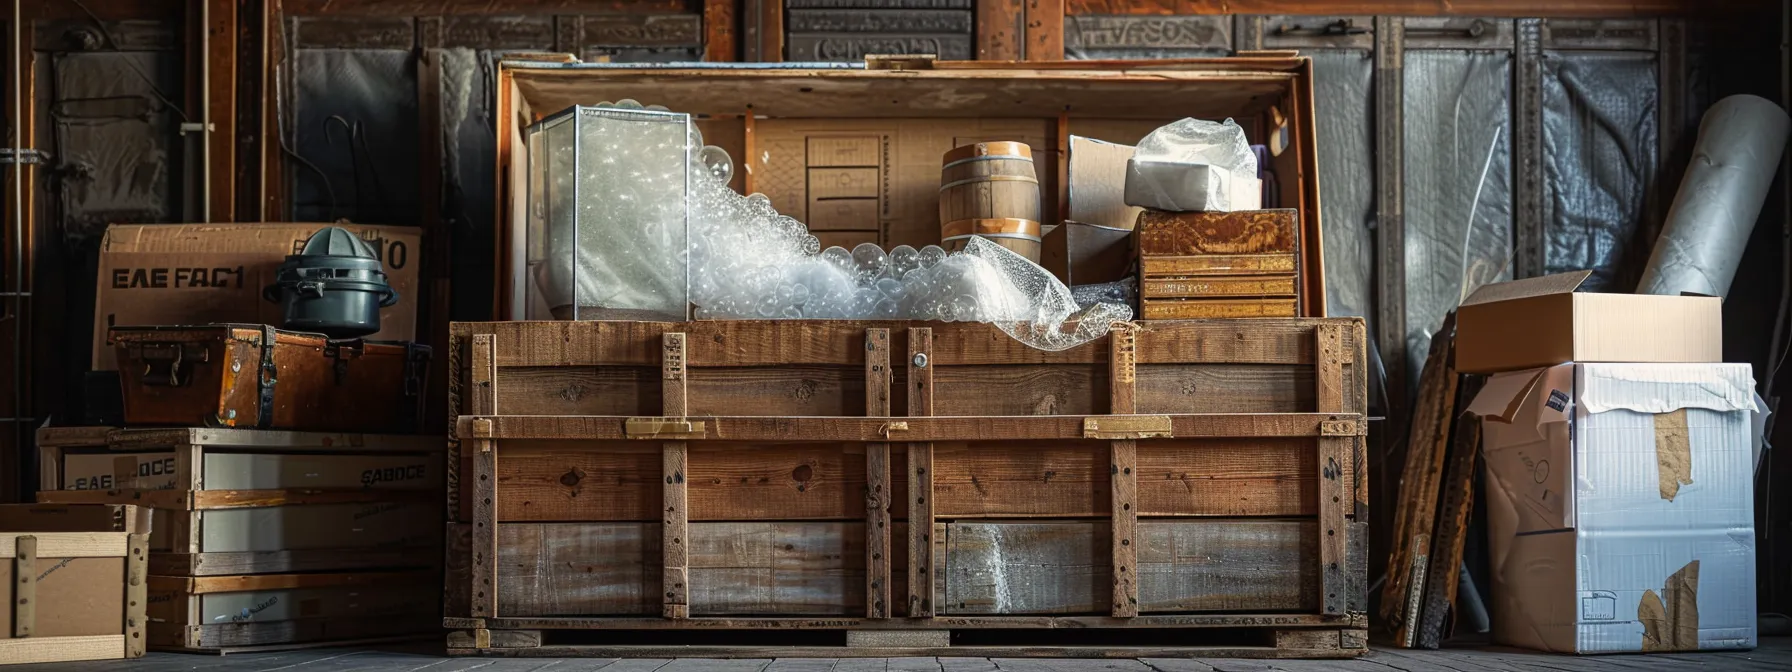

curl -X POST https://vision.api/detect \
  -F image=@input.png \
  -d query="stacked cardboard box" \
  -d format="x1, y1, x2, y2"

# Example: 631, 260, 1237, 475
1458, 271, 1756, 654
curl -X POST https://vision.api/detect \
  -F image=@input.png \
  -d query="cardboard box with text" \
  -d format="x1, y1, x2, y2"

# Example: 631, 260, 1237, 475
92, 223, 420, 370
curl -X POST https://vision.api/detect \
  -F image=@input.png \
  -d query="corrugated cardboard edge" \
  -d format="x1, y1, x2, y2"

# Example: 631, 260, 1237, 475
1654, 409, 1693, 501
1639, 560, 1700, 651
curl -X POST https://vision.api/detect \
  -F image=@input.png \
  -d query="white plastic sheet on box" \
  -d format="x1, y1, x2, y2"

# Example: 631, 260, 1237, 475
1469, 362, 1759, 653
1122, 118, 1261, 212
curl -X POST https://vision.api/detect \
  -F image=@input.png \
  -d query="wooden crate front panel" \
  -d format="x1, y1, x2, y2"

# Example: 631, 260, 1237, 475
941, 520, 1318, 615
494, 438, 1344, 522
492, 522, 919, 617
0, 557, 127, 638
148, 582, 434, 626
192, 503, 439, 553
460, 520, 1314, 618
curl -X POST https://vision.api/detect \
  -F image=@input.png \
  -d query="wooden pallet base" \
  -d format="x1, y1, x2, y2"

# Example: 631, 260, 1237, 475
444, 626, 1369, 659
149, 614, 437, 653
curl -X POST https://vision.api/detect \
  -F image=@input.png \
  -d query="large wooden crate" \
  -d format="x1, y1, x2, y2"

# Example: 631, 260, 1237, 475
37, 427, 444, 576
0, 505, 148, 665
444, 318, 1367, 658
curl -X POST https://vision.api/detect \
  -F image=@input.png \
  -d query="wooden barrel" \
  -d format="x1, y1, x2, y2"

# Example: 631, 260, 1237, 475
939, 142, 1041, 226
941, 218, 1043, 262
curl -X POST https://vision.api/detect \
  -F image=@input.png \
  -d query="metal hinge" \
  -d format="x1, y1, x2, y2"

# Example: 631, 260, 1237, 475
0, 148, 48, 165
1083, 415, 1173, 440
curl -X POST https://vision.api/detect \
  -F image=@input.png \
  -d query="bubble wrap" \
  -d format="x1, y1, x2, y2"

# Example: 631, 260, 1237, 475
531, 102, 1131, 350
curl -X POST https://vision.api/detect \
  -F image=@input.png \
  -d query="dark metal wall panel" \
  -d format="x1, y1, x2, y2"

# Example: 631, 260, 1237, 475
1402, 49, 1514, 381
291, 50, 421, 226
1540, 50, 1658, 291
1311, 49, 1376, 321
441, 48, 498, 321
47, 51, 182, 240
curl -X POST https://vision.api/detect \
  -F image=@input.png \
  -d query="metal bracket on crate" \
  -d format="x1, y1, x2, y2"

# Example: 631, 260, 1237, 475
624, 417, 707, 440
1083, 415, 1173, 440
1319, 417, 1363, 437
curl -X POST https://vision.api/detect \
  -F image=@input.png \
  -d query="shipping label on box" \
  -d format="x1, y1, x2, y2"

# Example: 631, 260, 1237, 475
92, 223, 421, 370
61, 452, 181, 491
1469, 362, 1760, 653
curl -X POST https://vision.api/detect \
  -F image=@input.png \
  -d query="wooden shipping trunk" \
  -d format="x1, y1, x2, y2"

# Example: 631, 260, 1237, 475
494, 57, 1326, 319
0, 505, 148, 665
110, 325, 430, 433
37, 427, 443, 576
444, 318, 1368, 658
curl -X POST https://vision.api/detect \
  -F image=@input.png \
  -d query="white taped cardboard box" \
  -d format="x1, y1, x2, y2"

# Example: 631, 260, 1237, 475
1467, 362, 1760, 653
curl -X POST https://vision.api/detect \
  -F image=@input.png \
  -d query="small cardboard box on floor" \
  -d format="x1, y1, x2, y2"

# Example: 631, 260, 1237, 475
1460, 272, 1758, 653
91, 223, 420, 370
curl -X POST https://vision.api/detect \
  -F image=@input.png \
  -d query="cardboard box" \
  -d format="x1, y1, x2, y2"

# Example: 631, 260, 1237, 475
1067, 136, 1143, 231
1039, 221, 1134, 286
1456, 270, 1723, 374
1123, 158, 1262, 213
92, 223, 421, 370
1467, 363, 1760, 653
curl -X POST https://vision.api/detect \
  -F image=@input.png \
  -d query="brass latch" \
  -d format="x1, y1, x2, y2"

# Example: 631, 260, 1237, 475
1083, 415, 1173, 440
625, 417, 707, 440
1320, 418, 1362, 437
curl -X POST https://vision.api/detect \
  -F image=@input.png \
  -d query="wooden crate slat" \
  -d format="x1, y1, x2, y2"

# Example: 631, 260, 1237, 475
661, 332, 690, 620
461, 413, 1359, 442
907, 326, 936, 618
455, 320, 1333, 369
864, 328, 893, 620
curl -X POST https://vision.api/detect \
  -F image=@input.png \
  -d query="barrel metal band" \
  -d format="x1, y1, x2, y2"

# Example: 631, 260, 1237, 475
941, 154, 1033, 170
938, 174, 1039, 191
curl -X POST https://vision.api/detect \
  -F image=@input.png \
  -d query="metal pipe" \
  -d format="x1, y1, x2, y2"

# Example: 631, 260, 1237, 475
10, 0, 23, 488
199, 0, 211, 222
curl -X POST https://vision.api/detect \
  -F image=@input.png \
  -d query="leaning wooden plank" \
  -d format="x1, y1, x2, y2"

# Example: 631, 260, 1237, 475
941, 520, 1316, 615
1380, 313, 1460, 647
493, 522, 922, 617
462, 413, 1355, 442
1416, 409, 1483, 649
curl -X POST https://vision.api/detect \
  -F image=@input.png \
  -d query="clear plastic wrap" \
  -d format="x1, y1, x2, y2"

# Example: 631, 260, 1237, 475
529, 104, 1131, 351
1123, 118, 1261, 212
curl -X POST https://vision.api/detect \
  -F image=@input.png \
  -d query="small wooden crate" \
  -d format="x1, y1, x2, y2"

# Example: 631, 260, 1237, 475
36, 427, 443, 576
146, 570, 439, 654
1137, 209, 1302, 319
0, 504, 149, 665
444, 319, 1367, 658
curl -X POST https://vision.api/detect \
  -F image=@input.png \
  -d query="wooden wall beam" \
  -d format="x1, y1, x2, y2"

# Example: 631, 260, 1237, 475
259, 0, 288, 220
201, 0, 237, 222
703, 0, 736, 61
864, 328, 893, 619
1063, 0, 1763, 18
1026, 0, 1066, 60
744, 0, 783, 61
978, 0, 1026, 60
